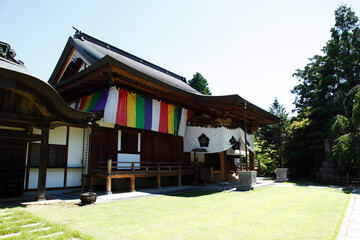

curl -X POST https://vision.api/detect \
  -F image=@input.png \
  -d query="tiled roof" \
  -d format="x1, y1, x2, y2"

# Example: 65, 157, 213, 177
49, 30, 201, 95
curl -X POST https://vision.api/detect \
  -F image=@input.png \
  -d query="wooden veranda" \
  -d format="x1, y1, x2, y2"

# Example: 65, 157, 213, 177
90, 160, 192, 193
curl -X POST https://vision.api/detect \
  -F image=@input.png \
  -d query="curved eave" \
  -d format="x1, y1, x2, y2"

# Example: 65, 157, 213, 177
0, 59, 93, 127
52, 55, 279, 126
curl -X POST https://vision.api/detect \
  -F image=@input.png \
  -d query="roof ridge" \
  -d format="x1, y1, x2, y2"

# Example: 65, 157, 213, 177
73, 30, 187, 83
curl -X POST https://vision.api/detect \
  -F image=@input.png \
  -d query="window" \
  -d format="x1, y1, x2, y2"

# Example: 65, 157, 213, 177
121, 131, 138, 153
29, 144, 66, 168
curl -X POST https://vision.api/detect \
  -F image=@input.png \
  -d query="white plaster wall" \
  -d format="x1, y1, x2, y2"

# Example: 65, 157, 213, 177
68, 127, 84, 167
66, 169, 82, 187
32, 128, 41, 144
27, 126, 84, 189
28, 169, 66, 189
45, 169, 65, 188
28, 169, 39, 189
138, 133, 141, 152
49, 126, 67, 145
117, 153, 140, 169
32, 127, 67, 145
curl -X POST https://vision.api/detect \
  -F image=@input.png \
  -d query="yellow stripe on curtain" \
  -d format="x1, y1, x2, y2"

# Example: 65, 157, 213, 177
127, 92, 137, 128
82, 93, 94, 111
168, 104, 175, 134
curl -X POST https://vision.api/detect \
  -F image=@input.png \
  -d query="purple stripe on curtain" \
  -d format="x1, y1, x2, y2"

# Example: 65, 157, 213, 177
92, 88, 109, 112
177, 107, 182, 128
144, 97, 153, 130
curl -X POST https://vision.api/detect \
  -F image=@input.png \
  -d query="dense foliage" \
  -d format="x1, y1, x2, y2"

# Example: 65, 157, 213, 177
255, 98, 289, 176
285, 5, 360, 178
188, 72, 212, 95
331, 90, 360, 177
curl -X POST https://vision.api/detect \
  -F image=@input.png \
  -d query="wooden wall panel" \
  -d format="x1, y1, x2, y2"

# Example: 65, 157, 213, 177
91, 128, 117, 167
140, 131, 190, 164
140, 132, 152, 163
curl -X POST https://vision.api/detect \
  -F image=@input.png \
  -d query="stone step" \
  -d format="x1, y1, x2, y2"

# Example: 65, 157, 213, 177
322, 161, 335, 168
319, 167, 336, 175
319, 165, 335, 171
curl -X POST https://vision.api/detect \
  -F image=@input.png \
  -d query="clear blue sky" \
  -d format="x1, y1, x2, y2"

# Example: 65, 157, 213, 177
3, 0, 360, 115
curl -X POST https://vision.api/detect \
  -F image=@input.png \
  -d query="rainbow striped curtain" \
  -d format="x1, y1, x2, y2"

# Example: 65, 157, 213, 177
75, 86, 189, 136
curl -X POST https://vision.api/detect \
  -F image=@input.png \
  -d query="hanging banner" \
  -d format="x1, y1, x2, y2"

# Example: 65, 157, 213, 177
74, 86, 190, 135
183, 126, 253, 153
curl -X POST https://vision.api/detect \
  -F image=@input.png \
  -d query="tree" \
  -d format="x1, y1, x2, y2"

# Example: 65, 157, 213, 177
188, 72, 212, 95
330, 90, 360, 177
255, 98, 289, 176
287, 5, 360, 178
292, 5, 360, 116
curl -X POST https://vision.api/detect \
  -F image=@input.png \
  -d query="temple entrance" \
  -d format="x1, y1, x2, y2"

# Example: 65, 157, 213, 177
0, 140, 27, 198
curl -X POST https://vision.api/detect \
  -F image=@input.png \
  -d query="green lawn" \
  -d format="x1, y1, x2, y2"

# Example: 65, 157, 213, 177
0, 208, 92, 239
25, 186, 350, 240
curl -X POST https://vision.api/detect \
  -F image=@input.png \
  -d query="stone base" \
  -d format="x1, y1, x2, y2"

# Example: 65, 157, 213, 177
238, 171, 257, 189
236, 186, 255, 191
275, 168, 289, 182
219, 181, 229, 186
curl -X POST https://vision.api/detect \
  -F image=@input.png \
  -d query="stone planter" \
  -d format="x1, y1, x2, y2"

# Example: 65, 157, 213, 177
275, 168, 289, 182
237, 171, 257, 190
80, 192, 97, 204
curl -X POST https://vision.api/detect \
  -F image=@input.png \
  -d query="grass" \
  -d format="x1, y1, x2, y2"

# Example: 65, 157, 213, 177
0, 208, 92, 239
24, 186, 350, 240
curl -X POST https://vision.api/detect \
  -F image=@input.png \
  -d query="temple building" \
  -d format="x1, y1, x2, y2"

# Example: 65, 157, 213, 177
0, 30, 278, 199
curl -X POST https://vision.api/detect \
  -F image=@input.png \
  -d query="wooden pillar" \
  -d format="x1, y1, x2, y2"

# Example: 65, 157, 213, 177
177, 174, 182, 187
249, 150, 255, 171
192, 153, 199, 184
156, 175, 161, 189
131, 162, 135, 171
178, 165, 182, 187
210, 166, 214, 182
106, 159, 112, 194
243, 102, 248, 171
36, 128, 49, 201
130, 176, 135, 192
106, 176, 112, 194
220, 151, 227, 182
63, 126, 69, 187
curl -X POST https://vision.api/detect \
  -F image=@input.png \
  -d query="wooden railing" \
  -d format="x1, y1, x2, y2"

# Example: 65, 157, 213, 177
90, 161, 193, 193
91, 160, 192, 174
321, 173, 360, 187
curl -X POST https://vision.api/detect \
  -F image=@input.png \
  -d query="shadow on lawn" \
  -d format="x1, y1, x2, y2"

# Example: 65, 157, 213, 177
285, 179, 353, 194
0, 199, 28, 209
165, 190, 221, 198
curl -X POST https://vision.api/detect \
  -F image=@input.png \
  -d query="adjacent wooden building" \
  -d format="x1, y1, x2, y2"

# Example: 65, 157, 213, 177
0, 41, 93, 199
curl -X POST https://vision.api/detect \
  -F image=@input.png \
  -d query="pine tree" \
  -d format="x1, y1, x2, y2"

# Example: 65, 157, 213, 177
188, 72, 212, 95
286, 5, 360, 178
255, 98, 289, 176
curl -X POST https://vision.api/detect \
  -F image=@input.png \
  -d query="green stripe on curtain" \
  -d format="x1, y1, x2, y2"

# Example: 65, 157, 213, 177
87, 91, 101, 112
174, 106, 178, 136
136, 94, 145, 129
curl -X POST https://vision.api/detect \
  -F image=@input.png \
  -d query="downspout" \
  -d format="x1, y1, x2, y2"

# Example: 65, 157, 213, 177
243, 101, 248, 171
